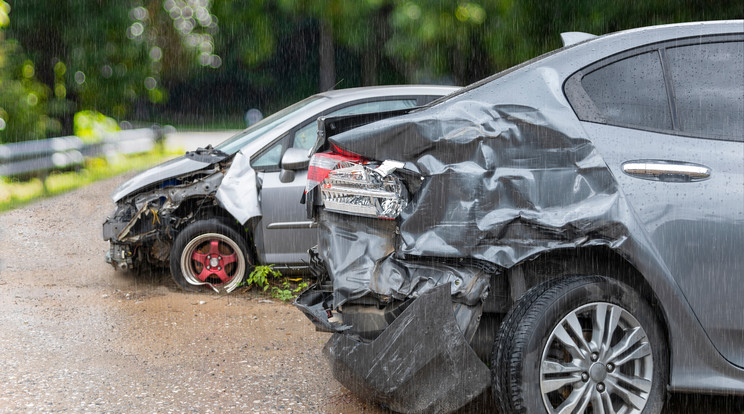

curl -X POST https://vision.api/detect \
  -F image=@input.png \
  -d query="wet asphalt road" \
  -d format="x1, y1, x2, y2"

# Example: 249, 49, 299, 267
0, 131, 742, 413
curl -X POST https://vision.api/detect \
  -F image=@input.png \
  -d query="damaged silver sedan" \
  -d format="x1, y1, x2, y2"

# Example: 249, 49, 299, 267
102, 86, 456, 293
297, 21, 744, 413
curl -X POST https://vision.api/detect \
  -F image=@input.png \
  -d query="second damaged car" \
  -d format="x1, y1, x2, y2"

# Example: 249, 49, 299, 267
102, 86, 456, 293
297, 21, 744, 413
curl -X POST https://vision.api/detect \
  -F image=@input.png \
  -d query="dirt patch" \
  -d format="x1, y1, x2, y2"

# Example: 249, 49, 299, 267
0, 174, 383, 413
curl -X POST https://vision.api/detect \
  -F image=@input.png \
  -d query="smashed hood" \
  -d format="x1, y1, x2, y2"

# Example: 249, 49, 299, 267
325, 66, 636, 272
111, 155, 213, 202
111, 147, 230, 202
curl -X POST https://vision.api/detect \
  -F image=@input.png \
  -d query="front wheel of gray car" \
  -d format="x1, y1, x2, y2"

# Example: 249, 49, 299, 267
170, 219, 251, 293
491, 275, 668, 414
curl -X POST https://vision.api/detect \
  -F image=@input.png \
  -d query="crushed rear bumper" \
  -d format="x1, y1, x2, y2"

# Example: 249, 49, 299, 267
316, 285, 490, 414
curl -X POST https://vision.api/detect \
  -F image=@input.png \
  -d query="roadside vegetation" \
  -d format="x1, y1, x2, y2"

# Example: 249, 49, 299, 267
3, 1, 741, 148
239, 265, 308, 302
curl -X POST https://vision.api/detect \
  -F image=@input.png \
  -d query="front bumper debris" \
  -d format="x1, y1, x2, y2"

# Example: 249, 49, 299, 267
322, 284, 490, 414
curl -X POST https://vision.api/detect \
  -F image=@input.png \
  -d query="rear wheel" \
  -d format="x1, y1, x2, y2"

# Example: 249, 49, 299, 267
491, 275, 667, 414
170, 219, 250, 293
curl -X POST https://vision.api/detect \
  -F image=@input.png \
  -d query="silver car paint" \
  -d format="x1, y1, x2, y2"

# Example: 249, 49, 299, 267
476, 20, 744, 392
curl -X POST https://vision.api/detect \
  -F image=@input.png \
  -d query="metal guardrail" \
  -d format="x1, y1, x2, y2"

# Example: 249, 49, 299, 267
0, 128, 162, 178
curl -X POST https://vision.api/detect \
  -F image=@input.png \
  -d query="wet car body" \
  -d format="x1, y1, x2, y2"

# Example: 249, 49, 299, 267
102, 85, 457, 292
297, 21, 744, 413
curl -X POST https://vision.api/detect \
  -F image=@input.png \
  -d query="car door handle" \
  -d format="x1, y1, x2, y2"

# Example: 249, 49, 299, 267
266, 221, 318, 230
621, 160, 711, 182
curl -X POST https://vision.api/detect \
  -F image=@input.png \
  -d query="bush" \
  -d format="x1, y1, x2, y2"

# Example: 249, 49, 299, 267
73, 110, 119, 144
242, 265, 308, 301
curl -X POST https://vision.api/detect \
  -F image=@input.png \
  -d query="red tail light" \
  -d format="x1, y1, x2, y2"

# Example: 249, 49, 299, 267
330, 143, 362, 158
306, 152, 363, 194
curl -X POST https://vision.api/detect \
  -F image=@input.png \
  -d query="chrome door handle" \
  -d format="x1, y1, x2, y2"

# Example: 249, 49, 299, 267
622, 161, 711, 182
266, 221, 318, 230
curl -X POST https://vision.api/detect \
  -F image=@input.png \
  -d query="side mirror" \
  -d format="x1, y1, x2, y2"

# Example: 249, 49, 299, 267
281, 147, 310, 170
279, 148, 310, 183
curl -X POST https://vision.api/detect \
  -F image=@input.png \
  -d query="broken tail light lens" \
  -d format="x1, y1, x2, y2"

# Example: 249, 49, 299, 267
307, 153, 407, 220
306, 152, 363, 194
322, 160, 407, 220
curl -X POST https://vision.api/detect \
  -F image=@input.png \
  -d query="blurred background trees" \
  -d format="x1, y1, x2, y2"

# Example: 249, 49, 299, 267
0, 0, 741, 143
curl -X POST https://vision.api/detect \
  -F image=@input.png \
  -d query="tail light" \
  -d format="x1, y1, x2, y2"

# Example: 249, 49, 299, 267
307, 153, 407, 220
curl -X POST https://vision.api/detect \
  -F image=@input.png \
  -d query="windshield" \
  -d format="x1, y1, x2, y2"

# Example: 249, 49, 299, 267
215, 95, 329, 154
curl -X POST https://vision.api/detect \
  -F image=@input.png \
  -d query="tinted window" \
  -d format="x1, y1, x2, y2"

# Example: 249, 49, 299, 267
666, 41, 744, 140
581, 51, 672, 130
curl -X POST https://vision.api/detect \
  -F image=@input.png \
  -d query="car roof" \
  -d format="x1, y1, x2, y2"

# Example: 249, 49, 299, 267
316, 85, 460, 100
441, 20, 743, 103
572, 20, 743, 57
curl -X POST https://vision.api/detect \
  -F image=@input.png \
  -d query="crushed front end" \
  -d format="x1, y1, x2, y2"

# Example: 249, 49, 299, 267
102, 166, 225, 271
296, 154, 493, 413
103, 145, 262, 277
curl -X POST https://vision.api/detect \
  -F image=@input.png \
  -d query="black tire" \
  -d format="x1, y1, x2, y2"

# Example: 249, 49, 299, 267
491, 275, 668, 414
169, 218, 251, 293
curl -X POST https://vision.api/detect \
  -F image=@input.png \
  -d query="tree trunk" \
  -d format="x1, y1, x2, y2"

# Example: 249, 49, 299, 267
319, 19, 336, 91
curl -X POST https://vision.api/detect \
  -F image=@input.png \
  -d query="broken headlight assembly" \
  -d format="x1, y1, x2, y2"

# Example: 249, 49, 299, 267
308, 153, 407, 220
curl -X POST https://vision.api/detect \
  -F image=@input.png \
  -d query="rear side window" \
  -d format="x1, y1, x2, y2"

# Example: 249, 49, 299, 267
566, 35, 744, 141
580, 51, 672, 131
666, 41, 744, 140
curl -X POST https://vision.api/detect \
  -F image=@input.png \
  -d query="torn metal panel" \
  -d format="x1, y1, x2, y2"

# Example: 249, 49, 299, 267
215, 150, 261, 225
108, 171, 225, 244
323, 284, 490, 414
305, 51, 646, 414
318, 209, 492, 308
326, 67, 630, 270
110, 153, 219, 202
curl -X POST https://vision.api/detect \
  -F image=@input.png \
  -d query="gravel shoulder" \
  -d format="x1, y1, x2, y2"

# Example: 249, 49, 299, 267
0, 173, 380, 413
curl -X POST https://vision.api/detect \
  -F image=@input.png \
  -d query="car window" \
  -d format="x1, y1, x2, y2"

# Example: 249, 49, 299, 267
666, 41, 744, 141
251, 141, 284, 167
292, 99, 418, 150
581, 51, 672, 131
215, 96, 328, 155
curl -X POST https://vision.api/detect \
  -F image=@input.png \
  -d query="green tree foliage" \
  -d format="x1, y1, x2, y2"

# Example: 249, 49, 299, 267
0, 1, 54, 143
489, 0, 744, 73
6, 0, 220, 132
3, 0, 742, 136
384, 0, 743, 85
386, 1, 495, 85
7, 0, 155, 134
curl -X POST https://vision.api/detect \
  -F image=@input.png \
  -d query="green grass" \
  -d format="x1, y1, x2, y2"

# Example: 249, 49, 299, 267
0, 148, 179, 212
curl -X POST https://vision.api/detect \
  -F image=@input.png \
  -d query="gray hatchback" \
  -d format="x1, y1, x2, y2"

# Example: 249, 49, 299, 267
102, 85, 457, 293
297, 21, 744, 413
